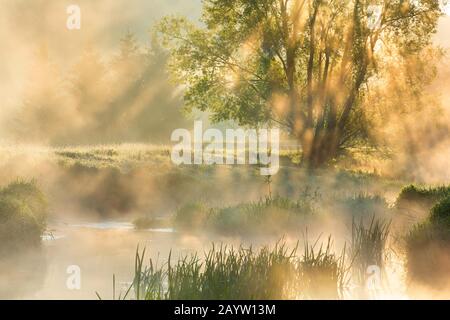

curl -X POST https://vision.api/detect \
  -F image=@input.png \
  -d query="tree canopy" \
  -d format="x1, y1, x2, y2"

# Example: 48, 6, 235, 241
158, 0, 444, 167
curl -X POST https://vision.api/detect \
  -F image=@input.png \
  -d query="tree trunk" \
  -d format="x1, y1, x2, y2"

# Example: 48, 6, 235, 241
303, 127, 341, 169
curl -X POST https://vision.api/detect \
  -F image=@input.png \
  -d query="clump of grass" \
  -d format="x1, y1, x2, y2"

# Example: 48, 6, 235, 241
333, 170, 377, 189
429, 196, 450, 227
396, 184, 450, 210
198, 242, 298, 300
132, 247, 166, 300
209, 196, 304, 236
174, 195, 318, 236
405, 196, 450, 290
174, 202, 212, 231
105, 238, 351, 300
115, 242, 296, 300
337, 193, 389, 218
299, 236, 348, 299
350, 217, 391, 296
0, 179, 48, 253
133, 215, 171, 230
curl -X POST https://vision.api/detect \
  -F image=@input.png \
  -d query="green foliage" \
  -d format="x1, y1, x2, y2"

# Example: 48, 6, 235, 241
158, 0, 442, 166
429, 195, 450, 227
0, 180, 48, 253
300, 237, 348, 300
396, 184, 450, 210
210, 196, 316, 236
174, 202, 212, 231
174, 195, 318, 236
110, 239, 349, 300
337, 193, 389, 218
406, 195, 450, 244
405, 196, 450, 289
350, 217, 390, 291
133, 215, 172, 230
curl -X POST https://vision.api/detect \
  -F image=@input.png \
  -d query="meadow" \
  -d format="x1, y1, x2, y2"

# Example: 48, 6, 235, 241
0, 144, 448, 299
1, 0, 450, 302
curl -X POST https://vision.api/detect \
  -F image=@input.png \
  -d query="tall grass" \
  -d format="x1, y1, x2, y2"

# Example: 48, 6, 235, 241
105, 239, 351, 300
300, 236, 349, 299
350, 217, 391, 296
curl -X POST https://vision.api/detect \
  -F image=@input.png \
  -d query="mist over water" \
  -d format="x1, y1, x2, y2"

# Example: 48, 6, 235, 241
1, 1, 450, 300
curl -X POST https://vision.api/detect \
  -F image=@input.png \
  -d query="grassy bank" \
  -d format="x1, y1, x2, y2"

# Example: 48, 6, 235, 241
173, 195, 318, 236
405, 194, 450, 290
0, 180, 48, 253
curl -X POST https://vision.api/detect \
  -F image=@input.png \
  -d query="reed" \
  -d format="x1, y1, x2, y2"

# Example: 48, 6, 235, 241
104, 239, 350, 300
350, 217, 391, 295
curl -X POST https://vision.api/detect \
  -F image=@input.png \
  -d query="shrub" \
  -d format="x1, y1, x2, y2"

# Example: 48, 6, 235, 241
208, 196, 317, 236
405, 223, 450, 290
173, 195, 318, 236
429, 196, 450, 227
396, 184, 450, 210
1, 180, 47, 226
405, 196, 450, 290
133, 215, 171, 230
337, 193, 389, 218
174, 202, 212, 231
0, 180, 48, 253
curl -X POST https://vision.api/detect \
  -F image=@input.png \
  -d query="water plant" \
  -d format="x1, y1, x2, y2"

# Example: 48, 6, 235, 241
103, 238, 351, 300
350, 217, 391, 296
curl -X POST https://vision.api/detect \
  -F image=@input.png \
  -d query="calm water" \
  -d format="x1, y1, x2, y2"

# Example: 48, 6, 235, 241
0, 221, 224, 300
0, 220, 415, 300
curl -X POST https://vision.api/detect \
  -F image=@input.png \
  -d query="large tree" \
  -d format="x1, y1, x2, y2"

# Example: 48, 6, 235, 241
158, 0, 443, 167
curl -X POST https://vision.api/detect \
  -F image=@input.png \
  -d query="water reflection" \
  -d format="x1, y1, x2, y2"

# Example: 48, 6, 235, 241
0, 222, 204, 299
0, 246, 47, 299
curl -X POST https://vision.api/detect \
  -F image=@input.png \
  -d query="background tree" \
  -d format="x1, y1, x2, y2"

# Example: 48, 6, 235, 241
158, 0, 443, 167
9, 32, 188, 145
366, 46, 448, 180
13, 44, 75, 143
99, 31, 188, 143
67, 45, 110, 144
